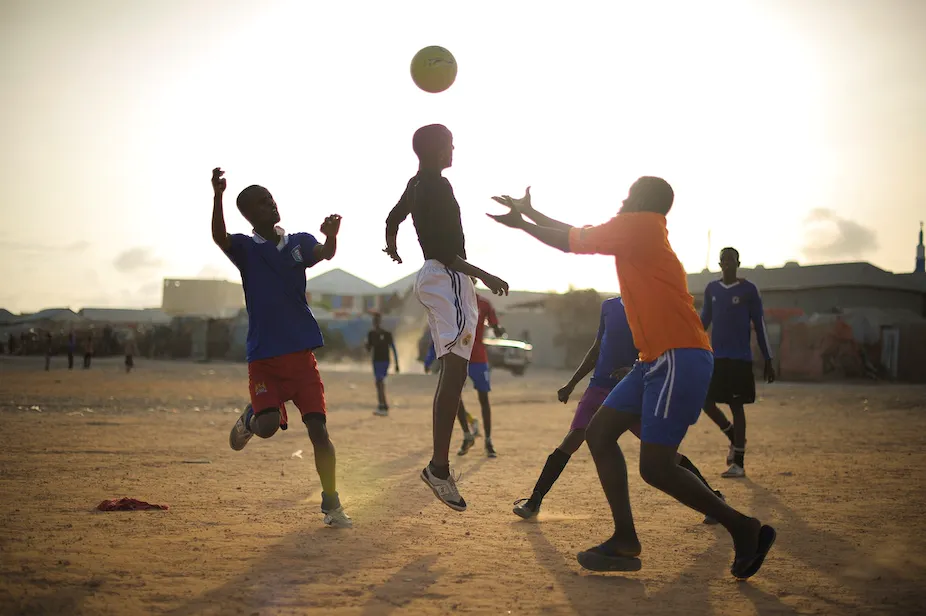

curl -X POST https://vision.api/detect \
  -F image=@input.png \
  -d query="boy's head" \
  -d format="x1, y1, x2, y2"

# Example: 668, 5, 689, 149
619, 177, 675, 215
719, 247, 740, 277
372, 312, 382, 329
237, 185, 280, 228
413, 124, 453, 170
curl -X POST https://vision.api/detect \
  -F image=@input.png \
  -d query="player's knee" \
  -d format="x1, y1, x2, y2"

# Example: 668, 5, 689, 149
303, 415, 329, 444
251, 408, 281, 439
585, 414, 611, 455
639, 455, 672, 489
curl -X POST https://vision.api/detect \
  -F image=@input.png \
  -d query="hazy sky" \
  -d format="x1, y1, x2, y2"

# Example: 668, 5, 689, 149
2, 0, 924, 312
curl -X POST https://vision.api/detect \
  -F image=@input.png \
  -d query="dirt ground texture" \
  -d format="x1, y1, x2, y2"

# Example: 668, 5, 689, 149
1, 357, 925, 616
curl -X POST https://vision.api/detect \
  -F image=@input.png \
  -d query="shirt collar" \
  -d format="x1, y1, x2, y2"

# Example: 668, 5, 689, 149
253, 226, 288, 251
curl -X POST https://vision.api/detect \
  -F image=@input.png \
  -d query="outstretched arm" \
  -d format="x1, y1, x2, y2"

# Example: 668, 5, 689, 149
211, 168, 231, 250
488, 209, 572, 253
492, 187, 574, 232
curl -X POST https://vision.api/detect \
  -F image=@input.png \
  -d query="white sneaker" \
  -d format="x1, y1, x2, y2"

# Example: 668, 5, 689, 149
721, 463, 746, 479
471, 419, 481, 437
323, 506, 353, 528
373, 407, 389, 417
420, 466, 466, 511
229, 405, 254, 451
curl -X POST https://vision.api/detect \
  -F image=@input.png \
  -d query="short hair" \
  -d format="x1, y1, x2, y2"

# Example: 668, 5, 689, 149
236, 185, 266, 211
412, 124, 451, 159
630, 176, 674, 215
720, 247, 740, 261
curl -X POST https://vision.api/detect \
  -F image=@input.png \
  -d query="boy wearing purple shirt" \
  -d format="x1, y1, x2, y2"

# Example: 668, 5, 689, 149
211, 167, 352, 528
700, 247, 776, 478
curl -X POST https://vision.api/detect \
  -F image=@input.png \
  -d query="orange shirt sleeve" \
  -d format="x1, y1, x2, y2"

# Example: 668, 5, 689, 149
568, 213, 663, 257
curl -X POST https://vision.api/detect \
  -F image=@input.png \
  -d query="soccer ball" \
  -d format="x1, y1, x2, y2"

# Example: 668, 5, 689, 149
410, 46, 457, 93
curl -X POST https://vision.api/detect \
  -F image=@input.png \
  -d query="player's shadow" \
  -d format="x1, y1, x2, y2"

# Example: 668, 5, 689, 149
359, 554, 445, 615
740, 478, 924, 612
6, 585, 94, 616
518, 521, 646, 615
167, 452, 489, 616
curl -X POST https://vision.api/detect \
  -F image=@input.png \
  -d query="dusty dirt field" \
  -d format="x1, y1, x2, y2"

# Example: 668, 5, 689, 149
1, 357, 925, 616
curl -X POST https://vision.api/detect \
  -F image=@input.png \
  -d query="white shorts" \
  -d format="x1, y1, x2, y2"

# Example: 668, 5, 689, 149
415, 260, 478, 361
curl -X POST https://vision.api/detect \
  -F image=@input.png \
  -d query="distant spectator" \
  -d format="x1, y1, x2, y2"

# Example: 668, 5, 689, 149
67, 330, 76, 370
44, 332, 53, 371
83, 335, 93, 369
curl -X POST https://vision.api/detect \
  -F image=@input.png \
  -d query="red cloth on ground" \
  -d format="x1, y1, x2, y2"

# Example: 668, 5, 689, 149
97, 497, 169, 511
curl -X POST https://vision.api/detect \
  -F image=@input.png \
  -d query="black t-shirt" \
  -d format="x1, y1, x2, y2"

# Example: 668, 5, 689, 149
385, 171, 466, 266
367, 330, 395, 363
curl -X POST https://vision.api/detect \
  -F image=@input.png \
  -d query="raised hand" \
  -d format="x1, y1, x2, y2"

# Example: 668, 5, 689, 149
212, 167, 226, 195
320, 214, 342, 237
491, 186, 532, 213
487, 208, 525, 229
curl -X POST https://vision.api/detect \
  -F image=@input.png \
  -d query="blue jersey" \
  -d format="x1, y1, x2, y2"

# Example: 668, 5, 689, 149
223, 229, 324, 362
700, 279, 772, 362
590, 298, 639, 389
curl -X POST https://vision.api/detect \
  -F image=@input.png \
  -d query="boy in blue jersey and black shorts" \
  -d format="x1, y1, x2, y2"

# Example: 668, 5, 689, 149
384, 124, 509, 512
700, 247, 775, 478
211, 167, 352, 529
512, 297, 723, 524
367, 312, 399, 416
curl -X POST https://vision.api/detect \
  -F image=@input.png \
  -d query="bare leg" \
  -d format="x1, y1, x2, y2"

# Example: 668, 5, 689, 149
730, 403, 746, 466
431, 353, 468, 475
305, 416, 337, 498
702, 401, 733, 434
375, 380, 387, 408
457, 400, 470, 432
477, 390, 492, 440
585, 408, 642, 556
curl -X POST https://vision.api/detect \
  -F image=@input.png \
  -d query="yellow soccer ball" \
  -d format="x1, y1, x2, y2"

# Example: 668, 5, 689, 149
410, 46, 458, 94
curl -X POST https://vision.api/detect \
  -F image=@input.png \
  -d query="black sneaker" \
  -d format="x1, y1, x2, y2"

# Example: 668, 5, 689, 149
485, 439, 497, 459
513, 497, 540, 519
457, 435, 475, 456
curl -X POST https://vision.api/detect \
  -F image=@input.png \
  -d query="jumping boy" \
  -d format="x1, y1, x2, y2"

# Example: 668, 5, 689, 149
367, 312, 399, 416
384, 124, 509, 512
212, 167, 352, 528
490, 182, 774, 579
512, 296, 724, 525
700, 247, 775, 478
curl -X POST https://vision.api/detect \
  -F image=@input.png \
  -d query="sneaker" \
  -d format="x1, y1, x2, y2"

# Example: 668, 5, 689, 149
485, 439, 497, 459
229, 405, 254, 451
703, 490, 725, 525
721, 463, 746, 479
373, 407, 389, 417
457, 435, 475, 456
513, 497, 540, 519
420, 465, 466, 511
323, 506, 353, 528
470, 419, 481, 437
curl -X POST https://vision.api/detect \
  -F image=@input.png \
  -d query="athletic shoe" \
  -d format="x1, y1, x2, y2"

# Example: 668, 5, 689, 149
323, 506, 353, 528
457, 435, 475, 456
229, 405, 254, 451
703, 490, 725, 525
513, 497, 540, 519
373, 407, 389, 417
485, 439, 497, 458
470, 419, 481, 437
420, 466, 466, 511
721, 463, 746, 479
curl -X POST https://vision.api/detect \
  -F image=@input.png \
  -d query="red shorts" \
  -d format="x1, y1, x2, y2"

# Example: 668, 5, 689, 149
248, 350, 327, 427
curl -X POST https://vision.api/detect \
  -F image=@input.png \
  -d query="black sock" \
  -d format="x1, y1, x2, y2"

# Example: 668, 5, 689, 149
733, 447, 745, 468
321, 491, 341, 512
721, 424, 734, 443
678, 454, 714, 492
531, 449, 572, 502
429, 461, 451, 480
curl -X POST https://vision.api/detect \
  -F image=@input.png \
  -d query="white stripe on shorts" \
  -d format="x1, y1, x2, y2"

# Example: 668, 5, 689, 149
655, 349, 677, 418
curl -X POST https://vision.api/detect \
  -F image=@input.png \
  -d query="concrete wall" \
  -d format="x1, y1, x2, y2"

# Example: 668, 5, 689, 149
162, 279, 244, 318
496, 311, 563, 369
693, 287, 925, 318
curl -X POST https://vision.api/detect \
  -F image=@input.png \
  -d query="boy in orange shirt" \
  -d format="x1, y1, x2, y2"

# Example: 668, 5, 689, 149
489, 179, 775, 580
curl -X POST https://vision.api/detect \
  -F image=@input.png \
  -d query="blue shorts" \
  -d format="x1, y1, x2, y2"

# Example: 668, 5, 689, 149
467, 362, 491, 393
601, 348, 713, 446
373, 361, 390, 382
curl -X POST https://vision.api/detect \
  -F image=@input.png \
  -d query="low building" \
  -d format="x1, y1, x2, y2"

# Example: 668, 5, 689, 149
161, 278, 244, 318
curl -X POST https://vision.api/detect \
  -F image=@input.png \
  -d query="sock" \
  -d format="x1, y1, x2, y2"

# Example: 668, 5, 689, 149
429, 461, 451, 480
321, 491, 341, 512
244, 406, 255, 431
721, 424, 734, 443
531, 449, 572, 503
677, 454, 714, 492
733, 447, 745, 468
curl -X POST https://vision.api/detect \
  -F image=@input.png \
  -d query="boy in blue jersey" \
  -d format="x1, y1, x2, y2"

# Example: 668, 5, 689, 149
211, 167, 352, 528
512, 298, 723, 523
367, 312, 399, 416
700, 247, 776, 479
